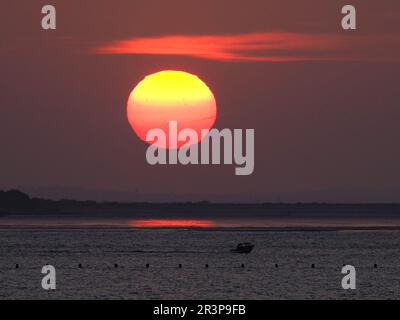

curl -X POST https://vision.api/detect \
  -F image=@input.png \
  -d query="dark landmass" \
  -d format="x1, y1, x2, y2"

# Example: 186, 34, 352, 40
1, 189, 400, 219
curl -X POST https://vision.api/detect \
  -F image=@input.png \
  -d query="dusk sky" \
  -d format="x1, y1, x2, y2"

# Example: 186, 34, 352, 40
1, 0, 399, 202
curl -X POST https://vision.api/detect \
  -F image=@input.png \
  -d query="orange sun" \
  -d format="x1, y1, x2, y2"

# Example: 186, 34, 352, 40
127, 70, 217, 148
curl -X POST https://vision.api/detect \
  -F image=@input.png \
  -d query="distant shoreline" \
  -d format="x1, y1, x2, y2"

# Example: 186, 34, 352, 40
1, 224, 400, 232
2, 190, 400, 230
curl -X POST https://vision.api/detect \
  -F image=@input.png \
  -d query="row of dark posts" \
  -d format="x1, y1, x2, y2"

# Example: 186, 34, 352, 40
13, 263, 379, 269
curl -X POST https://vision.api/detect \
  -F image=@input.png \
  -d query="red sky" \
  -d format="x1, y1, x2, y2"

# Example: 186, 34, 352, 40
0, 0, 400, 202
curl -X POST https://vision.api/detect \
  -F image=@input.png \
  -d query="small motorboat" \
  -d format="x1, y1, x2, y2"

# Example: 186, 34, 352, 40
230, 242, 254, 253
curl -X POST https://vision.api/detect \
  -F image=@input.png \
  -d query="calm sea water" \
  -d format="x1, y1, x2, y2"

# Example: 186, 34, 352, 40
1, 218, 400, 299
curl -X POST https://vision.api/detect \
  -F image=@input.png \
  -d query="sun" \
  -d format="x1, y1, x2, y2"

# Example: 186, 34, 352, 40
127, 70, 217, 148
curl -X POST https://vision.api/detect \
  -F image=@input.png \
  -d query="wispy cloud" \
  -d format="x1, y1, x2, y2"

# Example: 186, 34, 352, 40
93, 32, 399, 63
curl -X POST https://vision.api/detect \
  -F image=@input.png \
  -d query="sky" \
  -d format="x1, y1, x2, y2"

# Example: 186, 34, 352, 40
0, 0, 400, 202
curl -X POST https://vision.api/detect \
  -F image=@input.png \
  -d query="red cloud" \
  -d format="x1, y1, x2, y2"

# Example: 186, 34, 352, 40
93, 32, 399, 62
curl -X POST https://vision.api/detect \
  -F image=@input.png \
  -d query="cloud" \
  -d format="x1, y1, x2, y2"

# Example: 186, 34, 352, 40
93, 32, 399, 63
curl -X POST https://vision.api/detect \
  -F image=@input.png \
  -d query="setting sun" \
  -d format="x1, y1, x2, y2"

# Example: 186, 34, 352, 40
127, 70, 217, 148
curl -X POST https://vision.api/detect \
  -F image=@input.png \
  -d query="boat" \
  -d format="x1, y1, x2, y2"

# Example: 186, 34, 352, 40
230, 242, 254, 253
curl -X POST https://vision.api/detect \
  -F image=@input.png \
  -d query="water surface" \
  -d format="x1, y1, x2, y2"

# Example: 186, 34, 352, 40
1, 220, 399, 299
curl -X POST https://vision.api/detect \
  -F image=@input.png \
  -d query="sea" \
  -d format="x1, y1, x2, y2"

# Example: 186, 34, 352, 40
1, 215, 400, 299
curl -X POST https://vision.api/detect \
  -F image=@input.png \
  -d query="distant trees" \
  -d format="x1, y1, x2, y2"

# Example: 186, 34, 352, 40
0, 190, 32, 212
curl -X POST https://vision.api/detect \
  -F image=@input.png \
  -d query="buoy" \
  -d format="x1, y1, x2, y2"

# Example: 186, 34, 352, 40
114, 263, 118, 268
275, 263, 278, 268
146, 263, 150, 268
15, 264, 19, 269
205, 264, 209, 268
178, 264, 182, 268
241, 264, 245, 268
311, 264, 315, 268
374, 264, 378, 268
78, 263, 82, 268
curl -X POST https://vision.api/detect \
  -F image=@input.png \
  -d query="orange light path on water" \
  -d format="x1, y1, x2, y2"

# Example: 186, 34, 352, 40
129, 219, 215, 228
